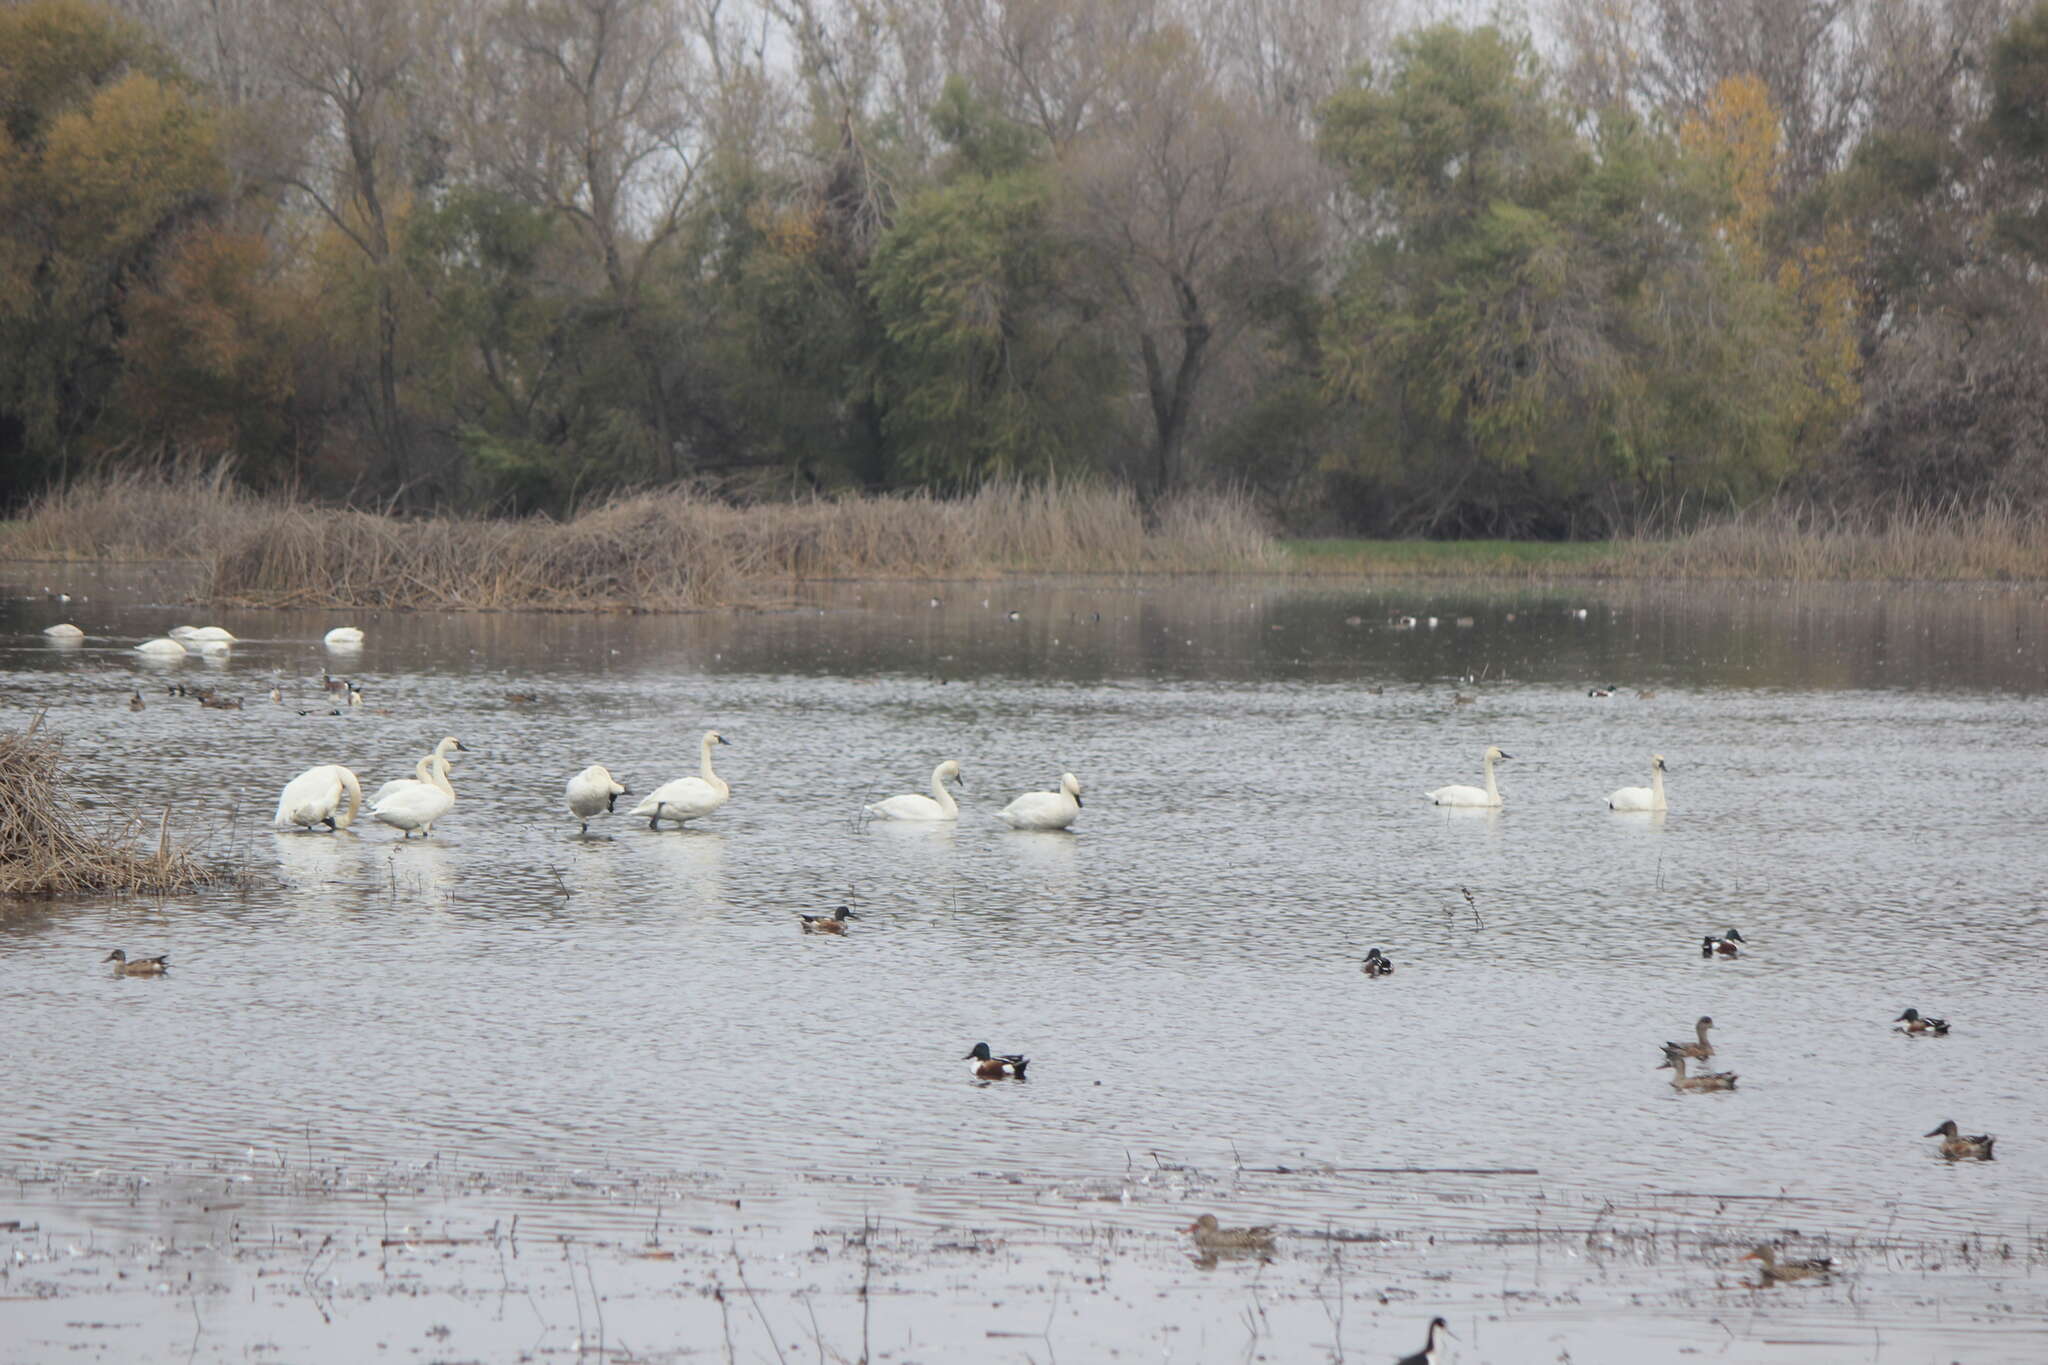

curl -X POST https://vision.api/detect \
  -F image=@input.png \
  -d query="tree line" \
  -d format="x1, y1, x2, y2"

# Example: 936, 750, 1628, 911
3, 0, 2046, 535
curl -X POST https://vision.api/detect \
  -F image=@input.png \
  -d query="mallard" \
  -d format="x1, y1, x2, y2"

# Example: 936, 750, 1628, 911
964, 1042, 1028, 1079
1185, 1213, 1276, 1255
1361, 947, 1395, 977
1663, 1016, 1715, 1060
1894, 1008, 1950, 1036
1658, 1053, 1736, 1092
104, 949, 169, 976
1701, 929, 1745, 957
1395, 1317, 1452, 1365
322, 672, 347, 693
1743, 1244, 1833, 1285
1924, 1119, 1995, 1161
798, 906, 858, 935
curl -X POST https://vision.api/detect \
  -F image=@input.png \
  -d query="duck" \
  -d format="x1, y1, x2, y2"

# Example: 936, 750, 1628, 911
1607, 754, 1669, 812
269, 686, 283, 705
1701, 929, 1745, 957
104, 949, 170, 976
1425, 746, 1510, 807
368, 744, 464, 837
964, 1042, 1029, 1079
865, 760, 965, 821
1452, 693, 1475, 705
799, 906, 858, 935
127, 691, 144, 711
1894, 1008, 1950, 1036
1663, 1016, 1715, 1061
322, 672, 348, 693
998, 772, 1083, 830
1743, 1244, 1833, 1285
1361, 947, 1395, 977
1924, 1119, 1995, 1161
1658, 1053, 1737, 1092
628, 730, 732, 828
199, 694, 243, 710
273, 765, 364, 831
1587, 685, 1615, 698
1184, 1213, 1276, 1255
1395, 1317, 1452, 1365
566, 764, 630, 834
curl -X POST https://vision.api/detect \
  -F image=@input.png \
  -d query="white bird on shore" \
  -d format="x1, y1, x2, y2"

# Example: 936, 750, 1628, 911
1426, 746, 1510, 807
369, 746, 462, 837
324, 626, 365, 648
998, 772, 1083, 830
628, 730, 731, 828
1607, 754, 1669, 812
134, 637, 186, 656
866, 760, 965, 821
566, 764, 630, 834
274, 765, 364, 831
42, 623, 83, 638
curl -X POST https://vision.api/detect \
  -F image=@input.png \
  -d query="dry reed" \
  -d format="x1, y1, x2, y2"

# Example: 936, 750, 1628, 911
206, 483, 1278, 610
0, 459, 268, 561
0, 719, 223, 897
1619, 500, 2048, 581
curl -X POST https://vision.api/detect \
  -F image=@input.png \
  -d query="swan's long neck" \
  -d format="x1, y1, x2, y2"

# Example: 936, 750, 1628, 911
928, 765, 959, 817
413, 754, 436, 784
1651, 764, 1666, 808
428, 755, 455, 798
699, 736, 725, 789
1483, 753, 1500, 801
336, 769, 362, 828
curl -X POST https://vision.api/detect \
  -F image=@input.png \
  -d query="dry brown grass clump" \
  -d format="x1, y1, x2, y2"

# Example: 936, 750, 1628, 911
0, 719, 222, 898
0, 460, 276, 561
1619, 500, 2048, 581
209, 482, 1277, 609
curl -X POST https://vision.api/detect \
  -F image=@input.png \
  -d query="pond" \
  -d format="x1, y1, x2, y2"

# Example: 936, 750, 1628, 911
4, 564, 2047, 1362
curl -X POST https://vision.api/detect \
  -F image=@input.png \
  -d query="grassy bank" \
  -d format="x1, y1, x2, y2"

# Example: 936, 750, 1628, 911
0, 719, 223, 897
8, 473, 2048, 604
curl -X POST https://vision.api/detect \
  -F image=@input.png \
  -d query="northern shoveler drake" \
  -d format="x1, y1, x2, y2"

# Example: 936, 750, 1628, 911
964, 1042, 1028, 1079
104, 949, 169, 976
1925, 1119, 1995, 1161
1361, 947, 1395, 977
1743, 1244, 1833, 1285
1701, 929, 1745, 957
1663, 1016, 1715, 1060
1658, 1053, 1736, 1092
1395, 1316, 1452, 1365
1587, 685, 1615, 698
1185, 1213, 1275, 1255
1894, 1008, 1950, 1036
798, 906, 858, 935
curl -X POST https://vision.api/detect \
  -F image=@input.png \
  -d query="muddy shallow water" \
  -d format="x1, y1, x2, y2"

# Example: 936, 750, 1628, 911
4, 565, 2047, 1362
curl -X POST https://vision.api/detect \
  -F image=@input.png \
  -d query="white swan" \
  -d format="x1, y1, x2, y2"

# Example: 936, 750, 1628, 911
628, 730, 731, 828
1607, 754, 1668, 811
135, 637, 187, 656
368, 748, 460, 837
567, 764, 630, 834
999, 771, 1083, 830
324, 626, 365, 648
369, 737, 466, 808
42, 623, 83, 638
186, 626, 235, 642
273, 765, 364, 830
1425, 746, 1511, 807
865, 760, 964, 821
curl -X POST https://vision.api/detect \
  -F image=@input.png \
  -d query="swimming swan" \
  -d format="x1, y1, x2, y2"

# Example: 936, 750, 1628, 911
368, 743, 465, 837
135, 637, 187, 656
324, 626, 365, 647
1607, 754, 1669, 811
274, 765, 364, 831
1425, 746, 1511, 807
186, 626, 235, 642
865, 760, 964, 821
999, 772, 1083, 830
43, 623, 83, 638
567, 764, 631, 834
369, 737, 466, 808
628, 730, 731, 828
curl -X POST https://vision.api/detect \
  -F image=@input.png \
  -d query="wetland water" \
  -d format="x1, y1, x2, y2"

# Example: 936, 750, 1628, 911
3, 564, 2047, 1363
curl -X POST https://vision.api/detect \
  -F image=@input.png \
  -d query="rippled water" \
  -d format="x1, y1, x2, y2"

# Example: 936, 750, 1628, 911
5, 565, 2047, 1360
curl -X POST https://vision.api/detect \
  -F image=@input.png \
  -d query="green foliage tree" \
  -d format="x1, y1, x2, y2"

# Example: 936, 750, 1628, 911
0, 0, 225, 493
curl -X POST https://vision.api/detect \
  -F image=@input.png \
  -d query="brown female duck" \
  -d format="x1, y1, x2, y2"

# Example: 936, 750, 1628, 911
1658, 1053, 1736, 1092
1925, 1119, 1994, 1161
